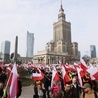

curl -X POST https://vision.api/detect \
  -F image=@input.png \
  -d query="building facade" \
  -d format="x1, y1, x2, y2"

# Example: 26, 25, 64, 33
90, 45, 96, 58
1, 40, 11, 63
26, 31, 34, 57
33, 3, 79, 64
78, 51, 81, 59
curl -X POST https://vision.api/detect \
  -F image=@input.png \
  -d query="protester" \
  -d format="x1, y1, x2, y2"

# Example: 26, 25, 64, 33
0, 67, 7, 84
57, 72, 64, 91
42, 72, 51, 98
82, 71, 92, 85
0, 81, 7, 98
80, 83, 98, 98
71, 75, 81, 98
63, 81, 73, 98
51, 80, 61, 98
51, 80, 71, 98
33, 80, 46, 98
16, 77, 22, 98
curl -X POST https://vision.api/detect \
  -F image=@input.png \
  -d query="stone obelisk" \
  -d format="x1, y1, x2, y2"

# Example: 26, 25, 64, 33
14, 36, 18, 62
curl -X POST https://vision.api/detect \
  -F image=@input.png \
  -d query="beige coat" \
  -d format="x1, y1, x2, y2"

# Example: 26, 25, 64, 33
80, 91, 97, 98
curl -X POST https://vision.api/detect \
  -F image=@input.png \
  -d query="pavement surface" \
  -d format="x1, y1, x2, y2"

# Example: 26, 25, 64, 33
20, 85, 34, 98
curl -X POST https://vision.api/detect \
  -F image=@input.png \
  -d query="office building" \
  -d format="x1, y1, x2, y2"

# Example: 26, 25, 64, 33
1, 40, 11, 63
90, 45, 96, 58
26, 31, 34, 57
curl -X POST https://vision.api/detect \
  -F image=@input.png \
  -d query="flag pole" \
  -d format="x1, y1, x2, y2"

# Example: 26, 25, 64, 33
61, 0, 62, 5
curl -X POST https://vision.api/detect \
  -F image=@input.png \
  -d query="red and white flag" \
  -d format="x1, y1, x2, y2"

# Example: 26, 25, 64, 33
80, 59, 88, 72
61, 65, 70, 85
51, 69, 60, 87
32, 68, 44, 81
0, 60, 3, 65
6, 67, 11, 73
87, 66, 98, 80
76, 68, 83, 87
8, 64, 18, 98
74, 62, 80, 68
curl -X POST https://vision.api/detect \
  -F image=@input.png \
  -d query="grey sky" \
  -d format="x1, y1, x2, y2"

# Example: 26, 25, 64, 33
0, 0, 98, 57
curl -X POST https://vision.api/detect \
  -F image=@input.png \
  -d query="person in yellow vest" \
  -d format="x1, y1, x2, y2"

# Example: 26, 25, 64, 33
0, 81, 7, 98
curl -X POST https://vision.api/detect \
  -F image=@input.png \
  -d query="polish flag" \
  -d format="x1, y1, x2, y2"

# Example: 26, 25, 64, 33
6, 67, 11, 73
74, 62, 80, 69
80, 59, 88, 72
51, 69, 60, 87
87, 66, 98, 80
32, 69, 44, 81
65, 64, 75, 71
8, 64, 18, 98
76, 68, 83, 87
0, 60, 3, 65
61, 65, 70, 85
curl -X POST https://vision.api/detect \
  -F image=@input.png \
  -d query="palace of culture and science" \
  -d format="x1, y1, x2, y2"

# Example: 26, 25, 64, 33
33, 2, 80, 64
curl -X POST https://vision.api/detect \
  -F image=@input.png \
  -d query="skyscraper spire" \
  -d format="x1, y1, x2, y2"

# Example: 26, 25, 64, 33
61, 0, 62, 6
59, 0, 64, 13
58, 0, 65, 20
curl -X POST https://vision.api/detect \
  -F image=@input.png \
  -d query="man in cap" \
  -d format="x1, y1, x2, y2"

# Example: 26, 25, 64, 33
80, 83, 98, 98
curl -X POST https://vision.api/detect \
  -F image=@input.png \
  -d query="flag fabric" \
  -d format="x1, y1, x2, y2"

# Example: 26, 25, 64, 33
76, 68, 83, 87
74, 62, 85, 77
61, 65, 70, 85
65, 64, 75, 71
8, 64, 18, 98
51, 69, 60, 87
80, 59, 88, 72
0, 60, 3, 65
74, 62, 80, 69
6, 67, 11, 73
87, 66, 98, 80
32, 68, 44, 81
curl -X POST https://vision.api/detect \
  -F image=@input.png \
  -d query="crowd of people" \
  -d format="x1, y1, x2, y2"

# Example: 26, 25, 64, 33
32, 66, 98, 98
0, 66, 22, 98
0, 62, 98, 98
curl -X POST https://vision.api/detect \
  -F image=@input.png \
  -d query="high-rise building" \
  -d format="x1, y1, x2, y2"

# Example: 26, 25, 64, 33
90, 45, 96, 58
33, 1, 79, 64
78, 51, 81, 59
26, 31, 34, 57
1, 40, 11, 63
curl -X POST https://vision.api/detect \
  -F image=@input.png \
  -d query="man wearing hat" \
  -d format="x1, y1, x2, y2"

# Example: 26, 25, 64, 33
80, 83, 98, 98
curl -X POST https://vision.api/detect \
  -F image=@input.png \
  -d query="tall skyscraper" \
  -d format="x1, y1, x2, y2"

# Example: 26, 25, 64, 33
26, 31, 34, 57
53, 3, 72, 55
1, 40, 11, 63
33, 1, 79, 64
90, 45, 96, 58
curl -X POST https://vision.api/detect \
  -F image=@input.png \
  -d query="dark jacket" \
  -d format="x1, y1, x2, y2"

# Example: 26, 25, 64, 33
71, 83, 81, 98
33, 87, 46, 98
16, 79, 22, 98
63, 90, 73, 98
53, 90, 74, 98
0, 73, 7, 83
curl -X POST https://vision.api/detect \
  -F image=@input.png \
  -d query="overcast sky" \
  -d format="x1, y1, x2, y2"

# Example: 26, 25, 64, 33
0, 0, 98, 57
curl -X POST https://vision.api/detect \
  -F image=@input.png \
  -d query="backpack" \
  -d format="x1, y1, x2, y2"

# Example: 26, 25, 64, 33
83, 91, 98, 98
